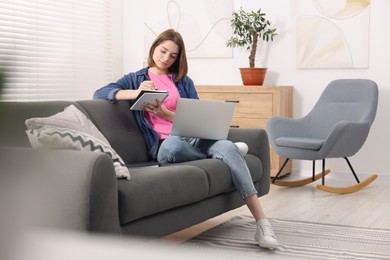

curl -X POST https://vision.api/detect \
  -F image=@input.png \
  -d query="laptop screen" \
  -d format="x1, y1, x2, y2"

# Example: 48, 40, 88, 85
171, 98, 235, 140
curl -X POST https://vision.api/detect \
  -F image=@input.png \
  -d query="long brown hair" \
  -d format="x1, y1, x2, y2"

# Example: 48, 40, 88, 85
147, 29, 188, 82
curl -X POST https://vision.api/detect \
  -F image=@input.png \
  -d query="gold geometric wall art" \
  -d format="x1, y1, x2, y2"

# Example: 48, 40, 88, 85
296, 0, 371, 69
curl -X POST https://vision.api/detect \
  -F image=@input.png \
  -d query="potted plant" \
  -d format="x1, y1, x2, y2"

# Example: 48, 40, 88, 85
226, 7, 277, 85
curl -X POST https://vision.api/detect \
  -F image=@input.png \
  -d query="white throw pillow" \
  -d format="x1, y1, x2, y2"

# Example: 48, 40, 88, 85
25, 105, 130, 180
25, 104, 109, 145
26, 127, 130, 180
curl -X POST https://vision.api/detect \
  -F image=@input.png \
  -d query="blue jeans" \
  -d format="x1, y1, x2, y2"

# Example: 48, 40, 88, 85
157, 136, 258, 199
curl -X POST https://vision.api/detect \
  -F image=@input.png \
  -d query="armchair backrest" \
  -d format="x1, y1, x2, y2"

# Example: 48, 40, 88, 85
307, 79, 378, 139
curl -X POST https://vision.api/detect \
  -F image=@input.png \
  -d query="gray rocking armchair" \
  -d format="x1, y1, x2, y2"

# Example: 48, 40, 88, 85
267, 79, 378, 194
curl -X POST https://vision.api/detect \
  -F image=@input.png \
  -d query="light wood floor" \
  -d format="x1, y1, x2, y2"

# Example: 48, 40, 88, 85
162, 172, 390, 242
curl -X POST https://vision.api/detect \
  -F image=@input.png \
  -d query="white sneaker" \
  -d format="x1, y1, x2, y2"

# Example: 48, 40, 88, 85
234, 142, 248, 156
255, 219, 279, 249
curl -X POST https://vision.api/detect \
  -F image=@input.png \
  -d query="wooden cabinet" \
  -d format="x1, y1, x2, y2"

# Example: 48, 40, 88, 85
195, 85, 293, 177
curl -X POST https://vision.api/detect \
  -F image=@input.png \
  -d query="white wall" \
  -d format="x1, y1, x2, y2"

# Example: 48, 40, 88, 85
123, 0, 390, 176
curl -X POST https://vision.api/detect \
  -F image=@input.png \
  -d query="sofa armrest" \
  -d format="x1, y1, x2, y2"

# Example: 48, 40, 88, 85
227, 127, 271, 192
0, 147, 121, 234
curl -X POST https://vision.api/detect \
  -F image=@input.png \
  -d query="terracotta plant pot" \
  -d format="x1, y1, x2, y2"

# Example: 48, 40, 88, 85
239, 68, 267, 86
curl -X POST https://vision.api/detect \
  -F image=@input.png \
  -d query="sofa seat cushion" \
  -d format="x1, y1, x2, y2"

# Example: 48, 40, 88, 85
118, 165, 209, 224
178, 155, 263, 197
177, 159, 232, 197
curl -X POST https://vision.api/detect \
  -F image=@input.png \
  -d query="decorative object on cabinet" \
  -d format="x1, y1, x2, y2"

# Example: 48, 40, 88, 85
226, 7, 277, 85
196, 85, 292, 177
238, 68, 268, 86
267, 79, 378, 194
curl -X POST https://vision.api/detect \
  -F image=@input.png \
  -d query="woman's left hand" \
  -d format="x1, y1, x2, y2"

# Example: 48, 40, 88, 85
144, 100, 174, 121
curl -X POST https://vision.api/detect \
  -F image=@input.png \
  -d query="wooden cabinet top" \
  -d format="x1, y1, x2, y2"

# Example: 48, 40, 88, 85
195, 85, 293, 93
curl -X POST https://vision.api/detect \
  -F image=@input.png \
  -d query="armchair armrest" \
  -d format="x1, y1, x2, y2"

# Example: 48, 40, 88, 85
321, 121, 371, 158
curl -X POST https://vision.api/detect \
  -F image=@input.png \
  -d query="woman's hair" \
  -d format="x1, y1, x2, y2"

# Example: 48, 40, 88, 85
147, 29, 188, 82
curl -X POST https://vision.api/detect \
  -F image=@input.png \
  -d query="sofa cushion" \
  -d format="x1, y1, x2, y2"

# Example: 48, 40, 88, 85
174, 159, 233, 197
175, 155, 263, 197
26, 127, 130, 179
117, 165, 209, 224
76, 100, 150, 165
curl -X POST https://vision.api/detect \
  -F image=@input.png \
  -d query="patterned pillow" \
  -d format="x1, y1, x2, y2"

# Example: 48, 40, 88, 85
26, 127, 130, 180
25, 104, 109, 145
25, 105, 130, 180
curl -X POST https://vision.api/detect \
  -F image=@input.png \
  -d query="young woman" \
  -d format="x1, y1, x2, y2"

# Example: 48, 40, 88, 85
93, 29, 278, 249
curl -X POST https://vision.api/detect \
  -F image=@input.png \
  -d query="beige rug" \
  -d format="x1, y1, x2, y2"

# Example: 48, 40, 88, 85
184, 215, 390, 259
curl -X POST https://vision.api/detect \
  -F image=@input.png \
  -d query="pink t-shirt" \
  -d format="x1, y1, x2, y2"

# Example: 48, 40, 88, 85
146, 71, 180, 139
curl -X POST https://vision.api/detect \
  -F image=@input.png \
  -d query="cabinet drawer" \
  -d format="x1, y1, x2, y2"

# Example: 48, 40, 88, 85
230, 117, 267, 129
198, 92, 273, 119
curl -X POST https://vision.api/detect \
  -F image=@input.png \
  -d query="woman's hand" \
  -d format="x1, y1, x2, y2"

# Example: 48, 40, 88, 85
137, 80, 157, 93
144, 99, 174, 121
115, 80, 157, 100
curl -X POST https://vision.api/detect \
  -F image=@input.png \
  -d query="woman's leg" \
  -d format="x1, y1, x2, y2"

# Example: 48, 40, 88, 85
157, 136, 207, 163
198, 139, 257, 199
197, 139, 278, 249
245, 194, 267, 221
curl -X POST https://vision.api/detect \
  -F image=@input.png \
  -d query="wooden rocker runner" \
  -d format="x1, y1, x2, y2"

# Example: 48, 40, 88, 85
272, 158, 378, 194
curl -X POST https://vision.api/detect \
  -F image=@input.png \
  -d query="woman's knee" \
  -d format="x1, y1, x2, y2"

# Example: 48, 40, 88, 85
212, 140, 237, 152
157, 137, 180, 162
158, 136, 207, 163
208, 140, 242, 160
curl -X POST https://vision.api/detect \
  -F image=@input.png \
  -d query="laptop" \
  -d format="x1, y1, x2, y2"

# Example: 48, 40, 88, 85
171, 98, 235, 140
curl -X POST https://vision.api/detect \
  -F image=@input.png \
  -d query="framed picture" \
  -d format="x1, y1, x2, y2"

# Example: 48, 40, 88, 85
296, 0, 371, 69
144, 0, 233, 59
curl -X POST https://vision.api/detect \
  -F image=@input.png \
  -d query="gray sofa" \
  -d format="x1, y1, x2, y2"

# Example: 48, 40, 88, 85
0, 99, 270, 238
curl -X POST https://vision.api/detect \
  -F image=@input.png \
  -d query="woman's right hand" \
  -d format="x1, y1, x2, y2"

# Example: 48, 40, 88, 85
115, 80, 156, 100
138, 80, 157, 92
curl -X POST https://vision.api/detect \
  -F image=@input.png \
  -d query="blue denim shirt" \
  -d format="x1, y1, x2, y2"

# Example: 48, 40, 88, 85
93, 67, 199, 159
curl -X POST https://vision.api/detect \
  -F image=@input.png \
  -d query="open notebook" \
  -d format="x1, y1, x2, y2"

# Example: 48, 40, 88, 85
130, 90, 169, 111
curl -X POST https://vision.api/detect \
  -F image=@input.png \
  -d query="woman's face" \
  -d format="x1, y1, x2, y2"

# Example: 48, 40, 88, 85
152, 40, 179, 72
